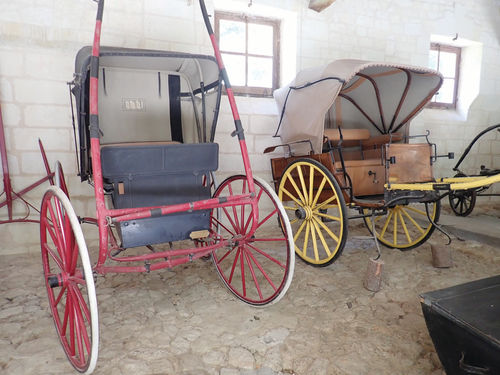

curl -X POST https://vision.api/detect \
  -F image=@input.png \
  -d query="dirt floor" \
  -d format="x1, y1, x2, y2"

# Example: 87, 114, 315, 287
1, 216, 499, 375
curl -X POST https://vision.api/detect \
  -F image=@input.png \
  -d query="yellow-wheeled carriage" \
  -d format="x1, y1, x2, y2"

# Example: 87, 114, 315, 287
265, 59, 500, 266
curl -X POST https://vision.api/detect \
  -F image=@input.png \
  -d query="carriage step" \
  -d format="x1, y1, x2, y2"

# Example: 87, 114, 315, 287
190, 230, 210, 239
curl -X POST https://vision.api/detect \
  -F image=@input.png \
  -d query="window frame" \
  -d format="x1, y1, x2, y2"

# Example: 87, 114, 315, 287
215, 11, 280, 97
428, 43, 461, 109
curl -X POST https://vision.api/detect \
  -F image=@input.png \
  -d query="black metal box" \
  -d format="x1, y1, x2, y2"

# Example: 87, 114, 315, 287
420, 275, 500, 375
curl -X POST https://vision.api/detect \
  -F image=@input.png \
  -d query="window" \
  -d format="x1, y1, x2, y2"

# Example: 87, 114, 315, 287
428, 43, 461, 109
215, 11, 280, 96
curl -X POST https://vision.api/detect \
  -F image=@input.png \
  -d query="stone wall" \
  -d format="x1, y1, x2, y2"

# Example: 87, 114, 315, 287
1, 0, 499, 254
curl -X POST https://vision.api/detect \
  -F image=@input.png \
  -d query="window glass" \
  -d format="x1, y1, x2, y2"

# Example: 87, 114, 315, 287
428, 50, 438, 70
248, 24, 273, 56
219, 20, 246, 53
221, 53, 246, 86
428, 43, 460, 108
439, 51, 457, 77
248, 56, 273, 87
435, 78, 455, 104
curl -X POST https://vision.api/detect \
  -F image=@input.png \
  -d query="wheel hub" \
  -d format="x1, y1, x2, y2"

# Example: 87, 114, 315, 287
295, 206, 313, 220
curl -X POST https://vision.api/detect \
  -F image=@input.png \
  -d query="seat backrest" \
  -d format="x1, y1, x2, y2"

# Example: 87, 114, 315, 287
98, 67, 198, 144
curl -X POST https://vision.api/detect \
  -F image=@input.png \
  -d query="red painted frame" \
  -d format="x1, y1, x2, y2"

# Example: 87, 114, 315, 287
0, 103, 54, 224
87, 0, 259, 275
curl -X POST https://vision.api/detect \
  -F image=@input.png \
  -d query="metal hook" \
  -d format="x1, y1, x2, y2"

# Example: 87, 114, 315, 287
425, 203, 452, 245
370, 211, 382, 261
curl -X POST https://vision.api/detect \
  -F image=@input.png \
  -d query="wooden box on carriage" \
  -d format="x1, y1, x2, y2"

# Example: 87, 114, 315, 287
385, 143, 433, 184
420, 275, 500, 375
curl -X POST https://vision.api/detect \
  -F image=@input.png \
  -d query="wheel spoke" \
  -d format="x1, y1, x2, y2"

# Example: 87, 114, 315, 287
251, 237, 286, 242
311, 176, 327, 208
296, 165, 309, 205
71, 288, 86, 367
398, 210, 412, 244
228, 183, 241, 232
216, 246, 237, 264
315, 195, 338, 211
72, 282, 91, 324
71, 284, 91, 357
311, 218, 331, 258
245, 247, 277, 291
45, 244, 65, 271
228, 247, 241, 284
405, 205, 427, 216
309, 165, 314, 208
62, 289, 71, 336
47, 202, 67, 268
67, 290, 75, 353
256, 208, 278, 230
211, 214, 236, 237
401, 207, 425, 234
393, 208, 398, 245
243, 251, 263, 300
241, 180, 246, 233
281, 186, 304, 208
240, 248, 246, 297
293, 220, 307, 242
54, 285, 67, 307
303, 221, 310, 256
222, 206, 240, 234
379, 210, 394, 238
312, 216, 339, 243
314, 211, 341, 222
247, 242, 286, 269
284, 171, 306, 204
310, 220, 319, 262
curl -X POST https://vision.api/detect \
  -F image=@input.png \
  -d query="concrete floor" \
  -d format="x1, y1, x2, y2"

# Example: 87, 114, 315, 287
1, 210, 499, 375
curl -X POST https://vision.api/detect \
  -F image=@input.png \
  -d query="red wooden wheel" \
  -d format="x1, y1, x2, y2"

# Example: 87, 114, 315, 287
210, 175, 295, 306
40, 186, 99, 374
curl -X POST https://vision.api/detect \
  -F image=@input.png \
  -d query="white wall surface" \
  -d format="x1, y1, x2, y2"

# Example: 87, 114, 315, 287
1, 0, 499, 253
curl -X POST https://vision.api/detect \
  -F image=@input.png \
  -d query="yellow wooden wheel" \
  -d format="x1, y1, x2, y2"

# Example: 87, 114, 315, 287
278, 158, 348, 266
363, 200, 440, 250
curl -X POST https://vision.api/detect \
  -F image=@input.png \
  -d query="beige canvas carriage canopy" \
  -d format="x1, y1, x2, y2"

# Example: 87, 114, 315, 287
274, 59, 443, 154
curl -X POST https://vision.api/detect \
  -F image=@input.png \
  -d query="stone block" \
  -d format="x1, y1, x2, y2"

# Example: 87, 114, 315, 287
24, 51, 73, 81
13, 128, 70, 151
24, 105, 70, 128
216, 113, 249, 134
106, 12, 143, 37
301, 18, 329, 42
145, 0, 195, 19
0, 49, 24, 77
0, 78, 13, 101
1, 103, 21, 127
218, 153, 244, 173
254, 134, 279, 154
2, 153, 20, 175
21, 151, 75, 175
478, 139, 491, 154
14, 79, 68, 105
144, 15, 196, 45
249, 114, 279, 135
214, 132, 251, 154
